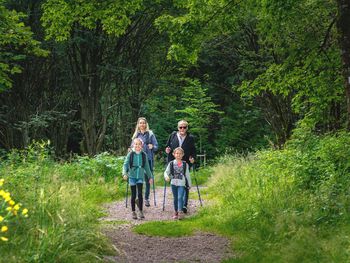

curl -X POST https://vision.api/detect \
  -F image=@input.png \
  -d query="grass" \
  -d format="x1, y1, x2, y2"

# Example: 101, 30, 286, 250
2, 133, 350, 262
134, 220, 196, 237
132, 136, 350, 263
0, 147, 124, 262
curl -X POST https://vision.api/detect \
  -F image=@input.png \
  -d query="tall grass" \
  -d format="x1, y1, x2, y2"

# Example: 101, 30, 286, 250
204, 132, 350, 262
0, 142, 125, 262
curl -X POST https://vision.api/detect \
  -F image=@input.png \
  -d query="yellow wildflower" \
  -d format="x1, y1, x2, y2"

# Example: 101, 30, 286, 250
0, 179, 4, 186
6, 207, 11, 211
1, 236, 8, 241
3, 192, 11, 202
0, 216, 3, 222
22, 208, 28, 215
9, 200, 15, 206
1, 226, 8, 232
14, 204, 20, 211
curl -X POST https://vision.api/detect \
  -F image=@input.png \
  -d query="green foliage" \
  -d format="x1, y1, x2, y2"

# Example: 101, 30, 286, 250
216, 101, 270, 153
0, 0, 48, 91
72, 152, 124, 182
0, 142, 125, 262
155, 0, 237, 64
176, 78, 223, 152
41, 0, 143, 41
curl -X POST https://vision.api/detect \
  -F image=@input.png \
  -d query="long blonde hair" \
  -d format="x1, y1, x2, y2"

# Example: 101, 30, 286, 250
132, 117, 151, 140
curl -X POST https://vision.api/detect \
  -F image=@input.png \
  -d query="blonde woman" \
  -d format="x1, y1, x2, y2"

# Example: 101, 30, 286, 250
130, 117, 158, 207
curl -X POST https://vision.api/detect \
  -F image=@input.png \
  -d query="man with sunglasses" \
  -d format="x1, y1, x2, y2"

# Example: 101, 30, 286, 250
165, 120, 196, 213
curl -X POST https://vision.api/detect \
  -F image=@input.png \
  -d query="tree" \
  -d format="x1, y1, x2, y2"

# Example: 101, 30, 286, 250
155, 0, 345, 146
176, 78, 222, 153
0, 0, 47, 91
41, 0, 143, 155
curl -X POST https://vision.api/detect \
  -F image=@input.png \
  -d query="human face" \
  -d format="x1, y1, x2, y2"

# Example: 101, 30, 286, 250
173, 150, 184, 161
134, 140, 142, 152
138, 119, 147, 132
178, 123, 188, 136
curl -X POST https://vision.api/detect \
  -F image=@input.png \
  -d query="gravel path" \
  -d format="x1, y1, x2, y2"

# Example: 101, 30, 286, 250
101, 186, 234, 262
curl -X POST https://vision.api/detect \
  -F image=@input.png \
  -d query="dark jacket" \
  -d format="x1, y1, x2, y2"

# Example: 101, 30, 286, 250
166, 131, 196, 165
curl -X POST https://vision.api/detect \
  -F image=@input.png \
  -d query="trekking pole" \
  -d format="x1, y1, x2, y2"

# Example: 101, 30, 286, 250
162, 179, 167, 211
193, 164, 203, 207
125, 179, 129, 208
151, 157, 156, 206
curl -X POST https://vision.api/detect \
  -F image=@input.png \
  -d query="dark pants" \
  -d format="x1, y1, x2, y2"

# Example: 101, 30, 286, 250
144, 159, 153, 200
131, 183, 143, 211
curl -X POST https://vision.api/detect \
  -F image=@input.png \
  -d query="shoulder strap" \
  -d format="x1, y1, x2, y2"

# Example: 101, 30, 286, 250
170, 161, 174, 177
142, 151, 146, 168
129, 152, 134, 169
183, 161, 186, 175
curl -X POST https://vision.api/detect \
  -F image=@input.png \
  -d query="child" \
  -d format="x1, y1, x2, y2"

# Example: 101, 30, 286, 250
123, 138, 154, 219
164, 147, 191, 219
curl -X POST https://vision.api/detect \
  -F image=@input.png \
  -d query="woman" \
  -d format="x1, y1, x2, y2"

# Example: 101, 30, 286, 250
165, 120, 196, 213
130, 117, 158, 207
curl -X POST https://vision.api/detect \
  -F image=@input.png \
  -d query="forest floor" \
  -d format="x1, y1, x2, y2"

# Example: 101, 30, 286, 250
101, 186, 234, 263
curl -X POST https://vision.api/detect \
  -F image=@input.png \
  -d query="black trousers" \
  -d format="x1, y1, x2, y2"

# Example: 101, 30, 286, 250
131, 183, 143, 211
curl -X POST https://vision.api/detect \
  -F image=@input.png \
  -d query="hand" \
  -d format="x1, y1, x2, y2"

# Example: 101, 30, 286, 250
127, 147, 131, 153
148, 144, 153, 150
123, 175, 128, 181
189, 156, 195, 164
149, 178, 153, 184
187, 186, 191, 190
165, 146, 171, 154
165, 176, 170, 182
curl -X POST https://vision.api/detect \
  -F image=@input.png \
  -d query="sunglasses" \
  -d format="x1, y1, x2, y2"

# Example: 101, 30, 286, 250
178, 126, 187, 129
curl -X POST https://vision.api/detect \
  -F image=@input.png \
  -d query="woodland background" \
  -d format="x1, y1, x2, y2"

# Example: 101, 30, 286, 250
1, 1, 350, 262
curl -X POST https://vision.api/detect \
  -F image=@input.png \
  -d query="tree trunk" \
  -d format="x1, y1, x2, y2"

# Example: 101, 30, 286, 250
336, 0, 350, 129
69, 24, 108, 156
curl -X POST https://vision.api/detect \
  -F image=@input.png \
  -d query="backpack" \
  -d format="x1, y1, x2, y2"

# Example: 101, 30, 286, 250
129, 151, 146, 170
170, 161, 187, 179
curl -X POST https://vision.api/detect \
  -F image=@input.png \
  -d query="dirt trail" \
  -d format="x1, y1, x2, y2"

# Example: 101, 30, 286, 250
102, 186, 234, 263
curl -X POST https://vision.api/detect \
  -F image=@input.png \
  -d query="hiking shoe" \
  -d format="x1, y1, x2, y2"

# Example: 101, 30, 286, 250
138, 210, 145, 219
178, 211, 185, 220
182, 206, 187, 214
132, 211, 137, 220
145, 199, 150, 207
172, 212, 179, 220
